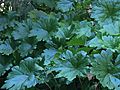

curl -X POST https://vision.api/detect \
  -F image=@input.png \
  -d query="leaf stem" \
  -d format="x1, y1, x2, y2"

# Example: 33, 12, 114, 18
78, 76, 83, 90
45, 82, 52, 90
51, 72, 60, 90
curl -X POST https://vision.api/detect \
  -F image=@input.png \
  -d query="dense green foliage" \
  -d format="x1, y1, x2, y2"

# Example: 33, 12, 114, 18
0, 0, 120, 90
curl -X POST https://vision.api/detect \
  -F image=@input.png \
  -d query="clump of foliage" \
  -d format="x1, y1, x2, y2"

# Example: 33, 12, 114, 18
0, 0, 120, 90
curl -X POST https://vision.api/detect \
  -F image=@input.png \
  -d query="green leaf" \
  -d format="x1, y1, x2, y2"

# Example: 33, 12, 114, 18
0, 54, 13, 76
91, 50, 120, 89
67, 37, 85, 46
86, 36, 102, 48
103, 21, 120, 35
0, 11, 17, 31
74, 21, 92, 37
0, 64, 6, 76
42, 48, 57, 65
1, 1, 120, 90
18, 43, 33, 57
101, 36, 120, 52
115, 55, 120, 67
33, 0, 56, 9
0, 17, 7, 31
28, 10, 48, 19
2, 57, 42, 90
29, 28, 48, 41
56, 29, 66, 39
110, 76, 120, 90
55, 23, 74, 40
57, 0, 74, 12
87, 36, 120, 52
52, 50, 88, 81
12, 22, 29, 40
0, 64, 12, 76
91, 0, 120, 25
0, 41, 13, 55
39, 15, 58, 33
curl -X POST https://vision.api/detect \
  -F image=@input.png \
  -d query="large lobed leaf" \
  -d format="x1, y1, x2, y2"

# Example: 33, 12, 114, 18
51, 50, 89, 81
2, 57, 43, 90
91, 0, 120, 25
91, 50, 120, 90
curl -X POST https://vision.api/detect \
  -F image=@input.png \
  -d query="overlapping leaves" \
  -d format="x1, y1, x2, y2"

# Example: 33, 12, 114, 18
1, 0, 120, 90
87, 36, 120, 52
